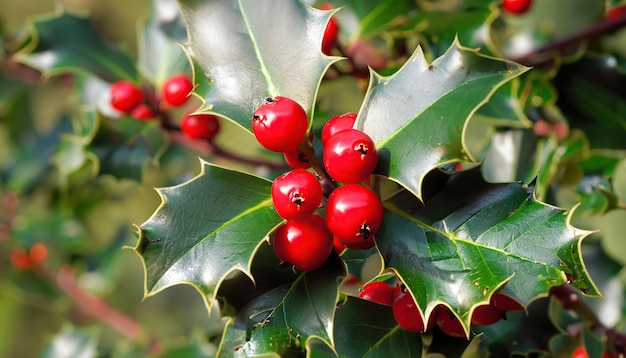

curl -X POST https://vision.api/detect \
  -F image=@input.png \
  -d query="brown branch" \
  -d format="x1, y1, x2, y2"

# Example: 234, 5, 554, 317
511, 14, 626, 67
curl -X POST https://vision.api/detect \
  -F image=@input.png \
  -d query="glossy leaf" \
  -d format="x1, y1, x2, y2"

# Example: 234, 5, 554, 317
135, 162, 283, 312
378, 167, 598, 336
334, 297, 422, 357
16, 10, 137, 82
139, 0, 189, 86
356, 40, 528, 200
217, 255, 345, 356
179, 0, 338, 131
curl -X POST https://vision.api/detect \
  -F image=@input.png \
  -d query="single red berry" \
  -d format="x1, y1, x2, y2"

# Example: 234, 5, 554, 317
471, 303, 505, 326
181, 113, 221, 141
326, 184, 383, 246
271, 169, 322, 220
130, 103, 157, 120
359, 281, 395, 306
491, 293, 524, 311
283, 132, 315, 169
252, 96, 309, 153
572, 346, 589, 358
162, 74, 194, 107
29, 243, 48, 265
502, 0, 532, 14
392, 285, 426, 332
10, 249, 32, 270
272, 214, 333, 271
606, 5, 626, 21
320, 4, 339, 55
323, 129, 378, 184
434, 305, 466, 338
110, 81, 144, 113
321, 112, 357, 146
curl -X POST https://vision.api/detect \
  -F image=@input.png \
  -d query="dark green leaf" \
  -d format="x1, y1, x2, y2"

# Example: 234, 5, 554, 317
179, 0, 337, 130
16, 10, 137, 81
356, 40, 528, 200
136, 162, 282, 313
334, 297, 422, 358
378, 167, 598, 336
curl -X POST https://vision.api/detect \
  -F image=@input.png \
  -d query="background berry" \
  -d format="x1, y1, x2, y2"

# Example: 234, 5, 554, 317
110, 80, 144, 113
502, 0, 532, 14
181, 113, 220, 141
162, 74, 194, 107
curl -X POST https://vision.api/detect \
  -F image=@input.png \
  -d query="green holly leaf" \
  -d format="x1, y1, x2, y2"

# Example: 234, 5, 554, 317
89, 116, 169, 181
334, 297, 422, 357
378, 167, 598, 337
139, 0, 189, 86
16, 9, 137, 82
356, 39, 528, 200
217, 255, 344, 356
52, 110, 99, 178
179, 0, 338, 131
135, 162, 283, 313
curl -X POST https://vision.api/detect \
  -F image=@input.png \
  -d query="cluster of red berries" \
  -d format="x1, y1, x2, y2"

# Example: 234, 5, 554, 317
251, 96, 383, 272
10, 243, 48, 271
358, 280, 525, 337
108, 74, 220, 141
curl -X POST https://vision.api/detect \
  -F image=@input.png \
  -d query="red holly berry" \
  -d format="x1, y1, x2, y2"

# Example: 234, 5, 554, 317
323, 129, 378, 184
181, 113, 220, 141
130, 103, 157, 120
606, 5, 626, 21
392, 285, 426, 332
252, 96, 309, 153
321, 112, 357, 146
320, 4, 339, 55
502, 0, 532, 14
572, 346, 588, 358
491, 293, 524, 311
271, 169, 322, 220
272, 214, 333, 271
471, 303, 505, 326
110, 81, 144, 113
10, 249, 32, 270
359, 281, 395, 306
283, 132, 315, 169
333, 235, 346, 255
29, 243, 48, 265
326, 184, 383, 246
162, 74, 194, 107
344, 235, 376, 250
434, 305, 466, 338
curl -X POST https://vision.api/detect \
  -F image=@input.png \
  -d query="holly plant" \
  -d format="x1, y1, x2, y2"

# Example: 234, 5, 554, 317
1, 0, 626, 357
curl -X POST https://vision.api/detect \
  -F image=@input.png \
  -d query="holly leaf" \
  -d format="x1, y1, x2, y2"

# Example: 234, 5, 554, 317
139, 0, 189, 86
356, 39, 529, 200
135, 162, 283, 312
16, 9, 137, 82
179, 0, 338, 131
217, 255, 345, 356
52, 110, 99, 178
378, 167, 598, 337
334, 297, 422, 357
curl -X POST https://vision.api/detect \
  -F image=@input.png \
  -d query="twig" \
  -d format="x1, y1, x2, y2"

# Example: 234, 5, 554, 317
511, 14, 626, 67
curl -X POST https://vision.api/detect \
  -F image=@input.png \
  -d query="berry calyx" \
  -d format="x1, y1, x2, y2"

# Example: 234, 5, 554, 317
320, 4, 339, 55
502, 0, 532, 14
252, 96, 309, 153
130, 103, 157, 120
271, 169, 322, 220
181, 112, 221, 141
326, 184, 383, 246
434, 305, 466, 338
272, 214, 333, 271
359, 281, 395, 306
110, 81, 144, 113
323, 129, 378, 184
392, 284, 426, 332
321, 112, 357, 146
162, 74, 194, 107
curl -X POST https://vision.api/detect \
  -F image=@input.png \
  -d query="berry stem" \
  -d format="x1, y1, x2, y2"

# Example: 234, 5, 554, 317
297, 136, 337, 194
